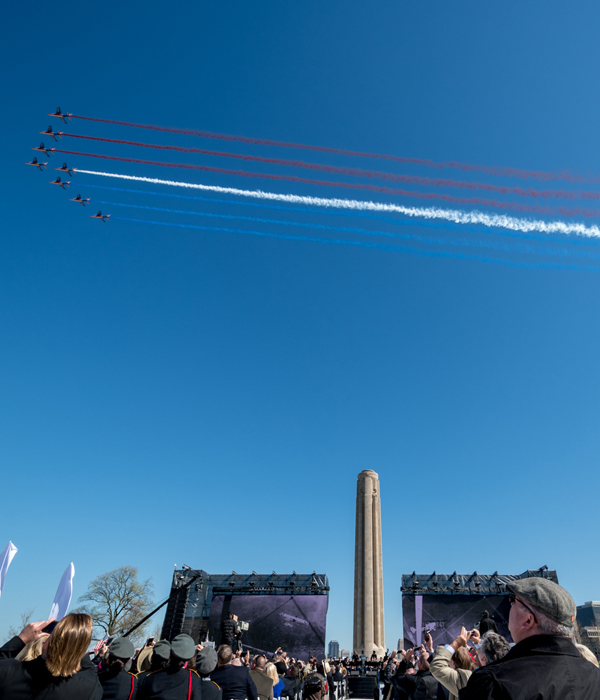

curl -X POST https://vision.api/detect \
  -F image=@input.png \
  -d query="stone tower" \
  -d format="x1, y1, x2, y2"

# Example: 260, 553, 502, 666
353, 470, 385, 657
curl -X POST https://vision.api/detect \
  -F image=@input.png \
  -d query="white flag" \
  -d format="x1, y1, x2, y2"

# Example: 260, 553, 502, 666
49, 563, 75, 621
0, 541, 18, 600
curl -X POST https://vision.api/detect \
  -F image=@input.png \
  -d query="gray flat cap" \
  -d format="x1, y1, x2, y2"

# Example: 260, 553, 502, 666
171, 633, 196, 661
507, 577, 576, 626
196, 646, 218, 675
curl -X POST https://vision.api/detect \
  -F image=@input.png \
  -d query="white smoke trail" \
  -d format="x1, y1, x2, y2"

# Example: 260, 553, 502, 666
77, 170, 600, 239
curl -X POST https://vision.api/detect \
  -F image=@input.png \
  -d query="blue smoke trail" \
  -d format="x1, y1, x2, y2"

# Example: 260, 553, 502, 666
109, 216, 599, 272
79, 182, 600, 247
95, 200, 600, 261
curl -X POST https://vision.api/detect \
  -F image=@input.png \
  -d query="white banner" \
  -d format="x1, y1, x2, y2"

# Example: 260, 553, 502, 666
0, 542, 18, 600
49, 563, 75, 621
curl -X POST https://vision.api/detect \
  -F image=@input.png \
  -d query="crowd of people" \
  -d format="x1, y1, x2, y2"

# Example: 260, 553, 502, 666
0, 577, 598, 699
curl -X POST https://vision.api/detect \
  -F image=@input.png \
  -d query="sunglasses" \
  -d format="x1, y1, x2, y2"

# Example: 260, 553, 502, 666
509, 594, 538, 623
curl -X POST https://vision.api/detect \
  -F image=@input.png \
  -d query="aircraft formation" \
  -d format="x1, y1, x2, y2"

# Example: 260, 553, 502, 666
27, 108, 109, 223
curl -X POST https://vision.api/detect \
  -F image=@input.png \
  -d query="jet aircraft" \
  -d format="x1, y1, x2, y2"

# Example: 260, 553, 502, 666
91, 211, 110, 222
48, 108, 72, 124
56, 162, 74, 176
26, 156, 47, 171
49, 176, 70, 189
69, 194, 90, 206
39, 126, 63, 141
32, 142, 54, 157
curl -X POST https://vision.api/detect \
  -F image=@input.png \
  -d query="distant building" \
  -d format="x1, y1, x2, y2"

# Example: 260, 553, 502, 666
577, 601, 600, 660
328, 640, 340, 658
341, 649, 350, 658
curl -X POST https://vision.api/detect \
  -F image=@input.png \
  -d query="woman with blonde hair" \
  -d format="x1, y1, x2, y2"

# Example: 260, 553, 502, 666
0, 613, 102, 699
15, 634, 49, 662
265, 661, 284, 698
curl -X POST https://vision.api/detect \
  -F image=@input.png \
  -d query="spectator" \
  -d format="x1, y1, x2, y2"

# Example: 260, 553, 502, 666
0, 613, 102, 700
97, 637, 137, 700
463, 578, 600, 699
14, 634, 50, 662
196, 646, 223, 700
576, 644, 599, 669
138, 634, 201, 700
250, 654, 274, 700
265, 662, 283, 698
477, 631, 510, 667
478, 611, 498, 636
211, 644, 258, 700
430, 626, 476, 700
136, 640, 171, 685
0, 618, 54, 660
302, 669, 326, 700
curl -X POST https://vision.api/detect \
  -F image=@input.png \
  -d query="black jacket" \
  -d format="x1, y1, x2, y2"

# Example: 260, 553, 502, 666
0, 653, 102, 700
201, 678, 223, 700
137, 667, 201, 700
478, 618, 498, 636
211, 665, 258, 700
220, 620, 238, 646
393, 670, 444, 700
0, 637, 25, 660
462, 634, 600, 700
98, 667, 138, 699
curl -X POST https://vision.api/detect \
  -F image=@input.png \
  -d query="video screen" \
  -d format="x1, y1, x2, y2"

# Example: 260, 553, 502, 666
208, 594, 327, 660
402, 594, 512, 647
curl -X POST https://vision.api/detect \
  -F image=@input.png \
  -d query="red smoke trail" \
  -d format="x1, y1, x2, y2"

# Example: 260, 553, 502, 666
63, 133, 600, 202
55, 149, 600, 217
71, 114, 596, 184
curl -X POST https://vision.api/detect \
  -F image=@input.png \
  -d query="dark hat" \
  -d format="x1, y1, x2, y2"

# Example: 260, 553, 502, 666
196, 646, 218, 675
171, 634, 196, 661
275, 661, 287, 675
109, 637, 135, 660
507, 577, 576, 626
153, 640, 171, 662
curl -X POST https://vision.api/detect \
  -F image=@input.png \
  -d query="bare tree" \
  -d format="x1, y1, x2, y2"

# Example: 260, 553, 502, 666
76, 566, 153, 643
5, 609, 35, 643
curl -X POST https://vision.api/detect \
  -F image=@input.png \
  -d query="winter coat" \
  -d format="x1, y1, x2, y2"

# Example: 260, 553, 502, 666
462, 635, 600, 700
429, 648, 471, 700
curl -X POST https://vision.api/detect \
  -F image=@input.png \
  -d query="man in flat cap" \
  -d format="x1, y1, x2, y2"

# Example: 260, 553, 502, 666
462, 577, 600, 699
138, 634, 201, 700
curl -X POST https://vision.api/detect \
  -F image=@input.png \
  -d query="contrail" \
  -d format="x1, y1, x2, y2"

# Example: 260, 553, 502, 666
94, 200, 600, 261
81, 183, 600, 246
56, 151, 599, 217
62, 133, 600, 202
71, 114, 593, 184
76, 169, 600, 238
109, 216, 599, 271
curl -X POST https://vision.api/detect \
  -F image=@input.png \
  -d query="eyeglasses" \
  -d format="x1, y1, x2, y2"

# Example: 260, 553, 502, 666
509, 594, 538, 623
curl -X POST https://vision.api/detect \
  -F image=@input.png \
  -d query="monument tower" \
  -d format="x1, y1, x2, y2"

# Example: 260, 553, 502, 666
353, 469, 385, 657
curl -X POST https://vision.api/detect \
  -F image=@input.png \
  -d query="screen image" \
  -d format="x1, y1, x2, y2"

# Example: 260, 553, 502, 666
402, 594, 512, 647
207, 594, 327, 660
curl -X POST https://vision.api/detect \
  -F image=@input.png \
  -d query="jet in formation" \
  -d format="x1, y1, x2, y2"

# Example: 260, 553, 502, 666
48, 107, 72, 124
26, 156, 47, 171
69, 194, 90, 207
39, 125, 64, 141
49, 176, 70, 190
33, 142, 54, 157
91, 211, 110, 222
56, 162, 74, 177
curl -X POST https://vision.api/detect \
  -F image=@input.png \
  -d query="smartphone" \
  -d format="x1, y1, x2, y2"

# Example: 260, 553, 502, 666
146, 636, 155, 645
42, 621, 58, 634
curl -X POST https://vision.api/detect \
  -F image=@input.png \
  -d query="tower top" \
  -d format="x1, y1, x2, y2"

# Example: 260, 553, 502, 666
358, 469, 379, 480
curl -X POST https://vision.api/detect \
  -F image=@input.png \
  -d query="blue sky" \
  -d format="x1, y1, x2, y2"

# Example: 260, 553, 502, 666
1, 1, 600, 650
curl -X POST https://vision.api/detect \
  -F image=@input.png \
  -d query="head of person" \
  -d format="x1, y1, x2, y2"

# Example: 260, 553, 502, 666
104, 637, 135, 676
252, 654, 267, 670
150, 640, 171, 671
507, 578, 576, 644
15, 634, 50, 662
478, 632, 511, 666
452, 647, 475, 671
416, 653, 429, 672
197, 647, 219, 677
45, 613, 94, 678
575, 643, 599, 669
275, 661, 287, 677
265, 662, 279, 686
169, 634, 196, 670
217, 644, 233, 666
481, 610, 489, 619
